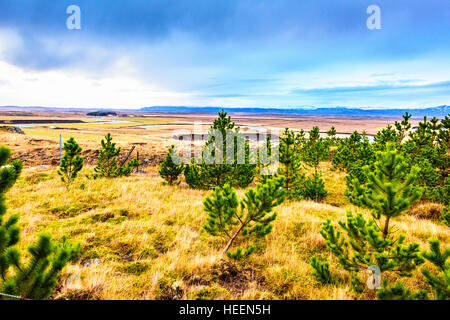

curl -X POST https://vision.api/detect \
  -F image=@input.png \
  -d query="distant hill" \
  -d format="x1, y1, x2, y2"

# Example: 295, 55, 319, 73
140, 105, 449, 117
87, 111, 118, 116
0, 105, 448, 118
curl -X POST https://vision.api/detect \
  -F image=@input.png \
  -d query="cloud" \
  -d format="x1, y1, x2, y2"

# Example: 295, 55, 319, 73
0, 1, 449, 108
1, 0, 449, 71
0, 59, 193, 108
291, 81, 450, 95
0, 29, 23, 55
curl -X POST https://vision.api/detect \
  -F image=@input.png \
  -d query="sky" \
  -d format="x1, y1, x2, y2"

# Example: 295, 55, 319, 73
0, 0, 449, 109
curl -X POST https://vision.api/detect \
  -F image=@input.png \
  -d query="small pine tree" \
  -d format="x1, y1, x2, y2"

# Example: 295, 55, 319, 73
438, 176, 450, 206
442, 207, 450, 227
316, 145, 425, 295
332, 131, 375, 173
159, 145, 184, 185
278, 128, 304, 200
94, 133, 121, 178
127, 158, 141, 173
377, 239, 450, 301
373, 125, 399, 151
326, 126, 337, 145
347, 144, 423, 238
203, 176, 286, 259
184, 110, 256, 189
258, 135, 278, 178
184, 163, 211, 189
420, 239, 450, 300
377, 281, 428, 300
0, 146, 80, 300
437, 115, 450, 153
394, 112, 412, 147
400, 115, 448, 202
57, 137, 84, 188
93, 133, 134, 179
302, 126, 329, 171
303, 170, 328, 201
297, 127, 329, 201
310, 257, 335, 285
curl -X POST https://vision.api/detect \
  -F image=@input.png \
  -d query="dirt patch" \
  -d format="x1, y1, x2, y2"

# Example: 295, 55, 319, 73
208, 261, 267, 296
53, 285, 103, 300
0, 126, 25, 134
407, 202, 444, 220
5, 136, 164, 167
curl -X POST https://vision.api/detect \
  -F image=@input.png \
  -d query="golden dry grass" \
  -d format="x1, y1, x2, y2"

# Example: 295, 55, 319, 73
5, 162, 449, 300
0, 111, 447, 300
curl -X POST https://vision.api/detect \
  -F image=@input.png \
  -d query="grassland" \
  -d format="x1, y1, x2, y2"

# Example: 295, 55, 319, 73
5, 163, 447, 300
0, 112, 447, 300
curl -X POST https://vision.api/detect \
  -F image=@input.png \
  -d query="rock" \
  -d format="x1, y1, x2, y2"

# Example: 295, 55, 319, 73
193, 275, 201, 282
83, 258, 101, 267
0, 126, 25, 134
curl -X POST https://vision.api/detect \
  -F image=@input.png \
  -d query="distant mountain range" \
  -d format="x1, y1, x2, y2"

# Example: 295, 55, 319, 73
140, 105, 449, 117
0, 105, 448, 118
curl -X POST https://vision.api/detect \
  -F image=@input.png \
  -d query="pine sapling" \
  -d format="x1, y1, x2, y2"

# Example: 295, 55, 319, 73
127, 158, 141, 173
93, 133, 134, 179
377, 238, 450, 300
94, 133, 121, 178
315, 145, 425, 294
442, 207, 450, 227
303, 170, 328, 201
420, 239, 450, 300
302, 126, 329, 171
159, 145, 184, 185
203, 176, 286, 259
326, 126, 337, 145
0, 146, 81, 300
347, 144, 423, 238
57, 137, 84, 188
185, 110, 256, 189
394, 112, 412, 147
377, 281, 428, 300
310, 257, 335, 285
278, 128, 304, 200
